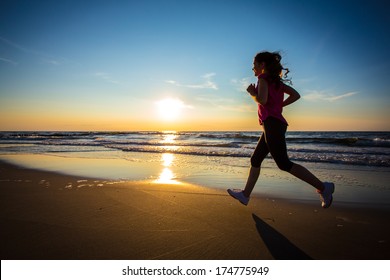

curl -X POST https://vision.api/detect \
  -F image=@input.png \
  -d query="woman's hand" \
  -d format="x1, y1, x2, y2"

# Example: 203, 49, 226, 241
246, 84, 256, 96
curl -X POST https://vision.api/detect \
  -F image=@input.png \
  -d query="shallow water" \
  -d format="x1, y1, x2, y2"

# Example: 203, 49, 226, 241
1, 149, 389, 206
1, 131, 389, 167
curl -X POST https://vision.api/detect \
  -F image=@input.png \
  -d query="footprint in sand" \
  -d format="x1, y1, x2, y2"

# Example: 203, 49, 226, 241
39, 179, 50, 187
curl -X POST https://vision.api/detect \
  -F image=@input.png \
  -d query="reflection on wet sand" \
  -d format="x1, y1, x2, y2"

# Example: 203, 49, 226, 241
155, 153, 179, 184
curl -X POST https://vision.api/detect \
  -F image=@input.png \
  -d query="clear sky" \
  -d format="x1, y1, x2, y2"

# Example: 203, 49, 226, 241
0, 0, 389, 131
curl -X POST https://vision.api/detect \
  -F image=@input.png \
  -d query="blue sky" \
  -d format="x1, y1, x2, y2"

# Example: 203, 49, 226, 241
0, 0, 389, 131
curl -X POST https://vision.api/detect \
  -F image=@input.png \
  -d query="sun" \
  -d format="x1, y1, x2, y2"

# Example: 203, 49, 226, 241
156, 98, 185, 121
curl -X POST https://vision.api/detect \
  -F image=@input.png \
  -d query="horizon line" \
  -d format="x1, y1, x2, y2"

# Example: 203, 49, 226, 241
0, 129, 389, 133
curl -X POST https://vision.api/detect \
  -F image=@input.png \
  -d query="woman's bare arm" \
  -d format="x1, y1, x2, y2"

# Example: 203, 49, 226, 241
283, 84, 300, 107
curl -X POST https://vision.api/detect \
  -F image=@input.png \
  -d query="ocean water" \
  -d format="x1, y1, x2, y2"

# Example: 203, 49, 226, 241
0, 131, 389, 167
0, 131, 389, 204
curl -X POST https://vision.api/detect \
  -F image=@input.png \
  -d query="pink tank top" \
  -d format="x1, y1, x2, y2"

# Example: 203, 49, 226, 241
256, 73, 288, 125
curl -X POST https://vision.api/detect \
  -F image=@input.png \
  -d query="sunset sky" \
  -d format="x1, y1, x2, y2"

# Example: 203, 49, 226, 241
0, 0, 389, 131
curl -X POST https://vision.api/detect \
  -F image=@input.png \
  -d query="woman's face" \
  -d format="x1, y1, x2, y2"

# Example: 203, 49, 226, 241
252, 60, 264, 76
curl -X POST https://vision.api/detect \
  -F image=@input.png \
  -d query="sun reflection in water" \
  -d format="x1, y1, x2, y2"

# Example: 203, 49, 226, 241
160, 131, 179, 153
161, 131, 177, 144
154, 153, 179, 184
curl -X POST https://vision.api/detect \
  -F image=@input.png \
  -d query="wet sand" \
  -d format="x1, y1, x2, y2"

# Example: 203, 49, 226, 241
1, 161, 389, 260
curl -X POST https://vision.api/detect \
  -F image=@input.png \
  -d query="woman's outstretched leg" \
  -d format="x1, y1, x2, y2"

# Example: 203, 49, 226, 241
288, 163, 323, 191
288, 163, 334, 208
264, 118, 335, 208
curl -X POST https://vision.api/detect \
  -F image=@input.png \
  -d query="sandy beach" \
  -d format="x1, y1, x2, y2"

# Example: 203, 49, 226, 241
1, 160, 389, 260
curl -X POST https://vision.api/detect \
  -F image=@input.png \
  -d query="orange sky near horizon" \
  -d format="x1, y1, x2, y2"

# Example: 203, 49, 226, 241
1, 97, 388, 132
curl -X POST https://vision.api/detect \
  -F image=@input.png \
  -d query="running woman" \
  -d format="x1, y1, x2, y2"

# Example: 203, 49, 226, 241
227, 51, 334, 208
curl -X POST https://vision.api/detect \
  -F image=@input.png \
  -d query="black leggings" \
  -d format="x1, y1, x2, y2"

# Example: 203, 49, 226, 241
250, 117, 294, 172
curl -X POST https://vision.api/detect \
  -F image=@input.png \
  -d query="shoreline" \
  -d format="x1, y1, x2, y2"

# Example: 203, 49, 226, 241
1, 160, 389, 260
1, 152, 389, 206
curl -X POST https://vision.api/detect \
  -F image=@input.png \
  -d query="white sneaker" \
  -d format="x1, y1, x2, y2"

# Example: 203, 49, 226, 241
227, 189, 249, 206
318, 182, 335, 208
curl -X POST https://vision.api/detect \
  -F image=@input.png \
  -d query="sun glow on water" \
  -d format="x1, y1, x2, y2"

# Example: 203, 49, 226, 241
161, 132, 177, 144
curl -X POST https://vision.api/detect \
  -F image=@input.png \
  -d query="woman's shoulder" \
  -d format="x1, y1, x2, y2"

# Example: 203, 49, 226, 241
257, 74, 269, 85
